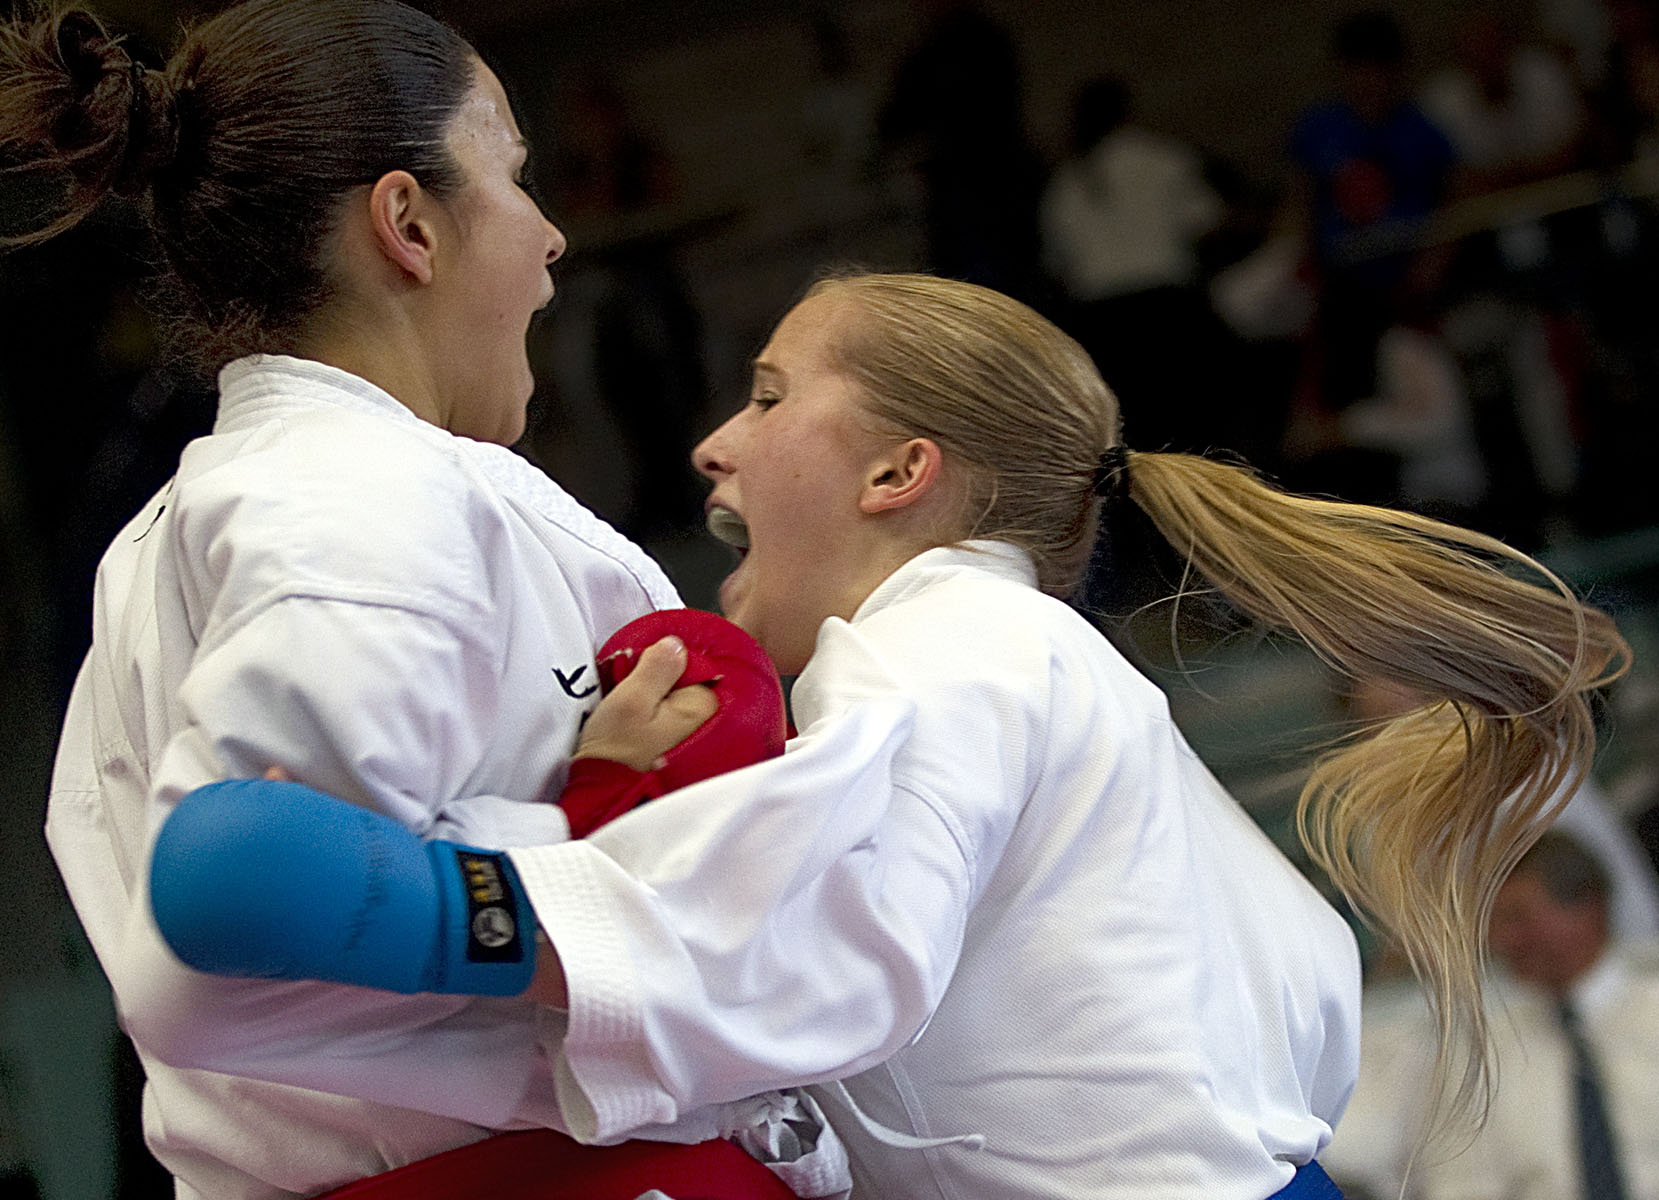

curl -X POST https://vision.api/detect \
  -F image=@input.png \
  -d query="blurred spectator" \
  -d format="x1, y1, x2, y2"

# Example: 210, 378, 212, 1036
1288, 11, 1458, 404
1041, 78, 1223, 307
1326, 830, 1659, 1200
1422, 8, 1588, 545
1421, 8, 1585, 186
1566, 14, 1659, 533
1283, 11, 1458, 503
1335, 323, 1488, 521
1039, 77, 1238, 452
1416, 831, 1659, 1200
879, 0, 1046, 303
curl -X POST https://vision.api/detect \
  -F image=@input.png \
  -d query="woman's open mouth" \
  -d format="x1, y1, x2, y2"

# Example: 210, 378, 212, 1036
706, 505, 750, 553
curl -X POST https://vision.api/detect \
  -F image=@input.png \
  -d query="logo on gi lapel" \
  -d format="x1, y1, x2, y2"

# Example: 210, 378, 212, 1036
552, 663, 597, 699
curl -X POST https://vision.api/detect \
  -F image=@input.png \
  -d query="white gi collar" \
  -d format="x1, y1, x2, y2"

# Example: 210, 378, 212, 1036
212, 353, 682, 613
852, 541, 1038, 627
215, 353, 430, 435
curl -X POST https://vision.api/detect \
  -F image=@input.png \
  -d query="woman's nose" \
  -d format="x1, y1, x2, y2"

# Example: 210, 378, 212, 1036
692, 421, 736, 480
545, 219, 567, 265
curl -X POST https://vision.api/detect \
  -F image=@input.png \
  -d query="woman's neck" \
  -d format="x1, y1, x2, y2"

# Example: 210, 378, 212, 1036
297, 312, 448, 432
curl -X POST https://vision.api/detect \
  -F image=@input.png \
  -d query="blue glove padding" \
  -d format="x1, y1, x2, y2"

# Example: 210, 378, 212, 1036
150, 779, 537, 997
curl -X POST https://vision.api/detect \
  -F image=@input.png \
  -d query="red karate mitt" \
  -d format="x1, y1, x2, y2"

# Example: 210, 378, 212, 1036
559, 609, 787, 837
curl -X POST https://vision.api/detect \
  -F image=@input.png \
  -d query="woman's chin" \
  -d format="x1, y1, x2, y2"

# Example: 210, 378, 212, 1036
715, 574, 780, 658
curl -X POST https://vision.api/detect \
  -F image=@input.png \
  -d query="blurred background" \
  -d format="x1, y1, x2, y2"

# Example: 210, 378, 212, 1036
3, 0, 1658, 1195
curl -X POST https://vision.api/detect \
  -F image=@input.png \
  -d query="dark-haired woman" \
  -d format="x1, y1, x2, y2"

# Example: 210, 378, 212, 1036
2, 3, 831, 1196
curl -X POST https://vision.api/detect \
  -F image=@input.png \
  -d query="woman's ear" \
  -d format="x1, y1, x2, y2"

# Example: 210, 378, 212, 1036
860, 437, 943, 514
365, 170, 440, 285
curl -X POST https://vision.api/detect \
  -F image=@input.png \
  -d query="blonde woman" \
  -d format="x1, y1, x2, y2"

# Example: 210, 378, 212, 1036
157, 272, 1628, 1200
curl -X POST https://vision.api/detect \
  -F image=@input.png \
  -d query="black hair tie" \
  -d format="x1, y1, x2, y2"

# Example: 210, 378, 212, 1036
115, 60, 153, 191
1092, 444, 1131, 502
116, 58, 182, 194
129, 59, 148, 116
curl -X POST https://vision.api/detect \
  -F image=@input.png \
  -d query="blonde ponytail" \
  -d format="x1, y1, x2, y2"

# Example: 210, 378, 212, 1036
1124, 448, 1630, 1135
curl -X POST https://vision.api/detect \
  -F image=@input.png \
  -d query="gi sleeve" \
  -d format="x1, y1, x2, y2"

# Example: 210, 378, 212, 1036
509, 608, 1025, 1142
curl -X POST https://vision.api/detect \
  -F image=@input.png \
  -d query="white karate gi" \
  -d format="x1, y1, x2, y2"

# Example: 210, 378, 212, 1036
512, 541, 1363, 1199
45, 355, 688, 1198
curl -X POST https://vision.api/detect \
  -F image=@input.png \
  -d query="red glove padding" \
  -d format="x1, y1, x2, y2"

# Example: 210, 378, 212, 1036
558, 609, 787, 837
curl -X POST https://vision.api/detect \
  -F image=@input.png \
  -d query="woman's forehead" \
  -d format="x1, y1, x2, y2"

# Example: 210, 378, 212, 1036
769, 292, 857, 360
448, 63, 523, 155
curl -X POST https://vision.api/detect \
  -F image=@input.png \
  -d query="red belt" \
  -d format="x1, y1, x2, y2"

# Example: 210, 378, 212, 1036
317, 1130, 798, 1200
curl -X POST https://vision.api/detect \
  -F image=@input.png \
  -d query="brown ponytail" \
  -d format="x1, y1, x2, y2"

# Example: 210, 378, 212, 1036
1123, 449, 1629, 1135
812, 270, 1631, 1141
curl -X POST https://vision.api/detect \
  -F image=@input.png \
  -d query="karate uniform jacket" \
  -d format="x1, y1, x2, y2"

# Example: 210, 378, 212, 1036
45, 355, 687, 1198
509, 541, 1364, 1199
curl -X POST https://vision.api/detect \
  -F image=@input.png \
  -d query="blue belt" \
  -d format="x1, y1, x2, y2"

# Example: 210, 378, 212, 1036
1267, 1161, 1346, 1200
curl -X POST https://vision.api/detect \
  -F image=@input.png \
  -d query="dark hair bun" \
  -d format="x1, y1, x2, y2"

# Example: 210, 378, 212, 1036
33, 9, 177, 192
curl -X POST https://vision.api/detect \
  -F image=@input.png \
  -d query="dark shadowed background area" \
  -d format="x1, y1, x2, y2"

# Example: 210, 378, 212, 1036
3, 1, 1658, 1195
